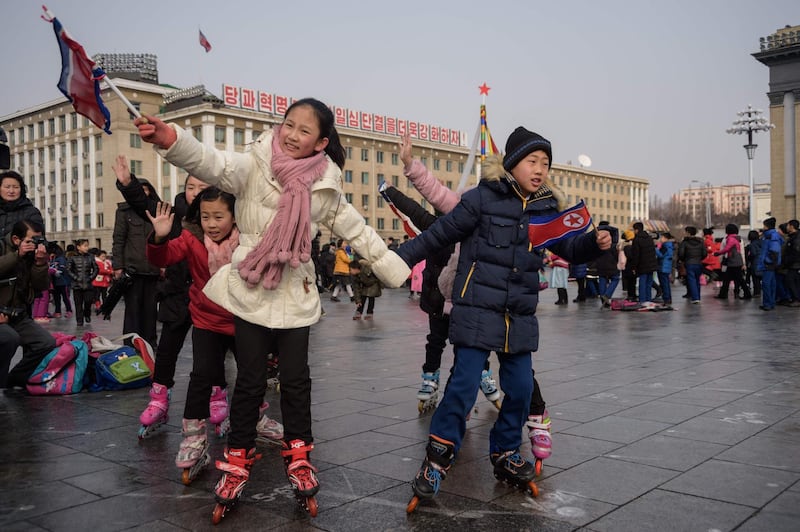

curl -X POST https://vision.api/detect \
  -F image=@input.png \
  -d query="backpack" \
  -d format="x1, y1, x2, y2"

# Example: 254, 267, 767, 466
26, 338, 89, 395
81, 332, 155, 392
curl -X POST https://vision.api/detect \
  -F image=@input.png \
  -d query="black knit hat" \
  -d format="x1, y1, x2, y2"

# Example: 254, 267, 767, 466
503, 127, 552, 171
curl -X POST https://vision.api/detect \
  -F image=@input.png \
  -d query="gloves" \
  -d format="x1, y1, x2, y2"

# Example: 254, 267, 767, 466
134, 115, 177, 150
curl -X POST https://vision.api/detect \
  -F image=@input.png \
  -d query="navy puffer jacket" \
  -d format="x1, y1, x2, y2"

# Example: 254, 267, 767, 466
396, 156, 602, 354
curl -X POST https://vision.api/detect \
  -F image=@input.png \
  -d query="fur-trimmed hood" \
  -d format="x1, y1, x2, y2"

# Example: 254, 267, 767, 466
481, 154, 567, 211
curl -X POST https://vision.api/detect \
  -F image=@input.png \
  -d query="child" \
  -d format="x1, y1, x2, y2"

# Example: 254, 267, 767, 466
545, 251, 570, 305
330, 239, 354, 302
92, 249, 113, 310
67, 239, 98, 326
49, 245, 72, 318
394, 126, 611, 509
135, 98, 409, 519
349, 259, 382, 320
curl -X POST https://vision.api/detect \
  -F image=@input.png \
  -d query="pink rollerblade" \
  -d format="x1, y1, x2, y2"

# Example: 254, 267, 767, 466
212, 447, 260, 524
281, 439, 319, 517
209, 386, 230, 437
138, 383, 170, 440
176, 419, 211, 485
526, 411, 552, 476
255, 402, 284, 445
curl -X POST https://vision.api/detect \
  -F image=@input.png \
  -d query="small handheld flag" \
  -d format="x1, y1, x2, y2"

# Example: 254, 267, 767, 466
42, 6, 111, 134
529, 200, 593, 250
199, 30, 212, 53
379, 184, 420, 238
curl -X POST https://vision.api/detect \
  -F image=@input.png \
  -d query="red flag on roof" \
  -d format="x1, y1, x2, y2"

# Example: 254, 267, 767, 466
199, 29, 212, 52
41, 6, 111, 134
528, 200, 593, 250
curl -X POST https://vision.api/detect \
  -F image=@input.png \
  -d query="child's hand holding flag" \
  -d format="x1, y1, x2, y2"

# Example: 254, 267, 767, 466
134, 115, 177, 150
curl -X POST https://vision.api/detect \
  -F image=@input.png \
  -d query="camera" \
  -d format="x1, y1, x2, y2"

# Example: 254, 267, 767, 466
0, 305, 24, 318
32, 236, 47, 247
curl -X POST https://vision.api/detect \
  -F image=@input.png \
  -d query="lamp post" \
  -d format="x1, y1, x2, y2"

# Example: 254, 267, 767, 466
727, 105, 774, 229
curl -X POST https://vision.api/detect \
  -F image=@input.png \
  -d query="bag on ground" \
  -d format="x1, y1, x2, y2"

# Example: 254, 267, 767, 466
26, 338, 89, 395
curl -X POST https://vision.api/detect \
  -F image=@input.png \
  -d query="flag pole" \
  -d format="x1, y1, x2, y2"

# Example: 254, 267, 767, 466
104, 78, 142, 119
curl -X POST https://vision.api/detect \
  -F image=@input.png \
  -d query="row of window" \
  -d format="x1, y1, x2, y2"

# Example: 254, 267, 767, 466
8, 113, 98, 144
553, 175, 627, 195
44, 213, 104, 234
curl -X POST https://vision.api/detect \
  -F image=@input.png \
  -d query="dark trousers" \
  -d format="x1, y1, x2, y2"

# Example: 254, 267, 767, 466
355, 296, 376, 315
422, 313, 449, 374
745, 269, 761, 296
719, 266, 748, 298
184, 327, 235, 420
122, 275, 159, 348
573, 278, 586, 301
530, 372, 546, 416
785, 268, 800, 301
153, 315, 193, 388
228, 317, 311, 449
0, 317, 57, 388
72, 287, 96, 324
51, 285, 72, 314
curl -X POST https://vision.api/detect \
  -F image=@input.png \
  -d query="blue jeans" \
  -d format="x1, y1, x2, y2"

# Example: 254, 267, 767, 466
761, 270, 776, 309
685, 264, 702, 301
657, 272, 672, 303
430, 346, 533, 455
599, 274, 620, 299
638, 273, 653, 303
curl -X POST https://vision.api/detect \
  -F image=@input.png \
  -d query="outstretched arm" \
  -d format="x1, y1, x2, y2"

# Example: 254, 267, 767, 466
399, 133, 460, 214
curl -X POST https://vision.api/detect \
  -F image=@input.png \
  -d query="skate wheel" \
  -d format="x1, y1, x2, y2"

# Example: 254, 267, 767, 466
528, 480, 539, 497
137, 426, 146, 441
491, 399, 502, 410
182, 468, 191, 486
306, 496, 318, 517
534, 459, 543, 477
417, 401, 425, 414
211, 503, 226, 525
406, 495, 420, 514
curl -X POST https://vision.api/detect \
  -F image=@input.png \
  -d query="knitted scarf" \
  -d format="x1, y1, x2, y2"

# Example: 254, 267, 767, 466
205, 226, 240, 276
238, 127, 329, 289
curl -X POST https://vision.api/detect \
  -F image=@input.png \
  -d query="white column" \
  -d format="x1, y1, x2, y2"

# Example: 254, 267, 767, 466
784, 91, 796, 197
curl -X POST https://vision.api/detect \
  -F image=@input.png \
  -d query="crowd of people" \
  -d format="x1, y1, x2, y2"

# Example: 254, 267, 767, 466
1, 97, 796, 522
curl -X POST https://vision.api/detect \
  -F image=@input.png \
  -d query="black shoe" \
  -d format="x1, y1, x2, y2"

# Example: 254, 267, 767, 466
759, 305, 774, 311
3, 386, 28, 397
85, 314, 91, 323
714, 295, 728, 299
330, 296, 340, 302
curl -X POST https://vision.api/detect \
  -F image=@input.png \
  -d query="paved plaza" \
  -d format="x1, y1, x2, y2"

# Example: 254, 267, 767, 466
1, 285, 798, 531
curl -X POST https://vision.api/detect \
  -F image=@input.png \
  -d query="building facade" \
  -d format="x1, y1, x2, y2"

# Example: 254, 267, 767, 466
1, 60, 650, 252
753, 24, 800, 222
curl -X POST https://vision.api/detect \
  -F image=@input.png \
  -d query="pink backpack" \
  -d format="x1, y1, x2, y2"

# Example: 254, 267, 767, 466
27, 334, 89, 395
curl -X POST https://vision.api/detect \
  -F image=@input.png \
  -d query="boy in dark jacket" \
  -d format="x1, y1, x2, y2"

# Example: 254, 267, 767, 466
396, 127, 611, 507
349, 259, 382, 320
678, 226, 707, 303
67, 238, 99, 326
629, 222, 658, 303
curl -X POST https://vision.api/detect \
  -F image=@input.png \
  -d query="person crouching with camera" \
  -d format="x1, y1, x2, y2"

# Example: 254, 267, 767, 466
0, 220, 56, 392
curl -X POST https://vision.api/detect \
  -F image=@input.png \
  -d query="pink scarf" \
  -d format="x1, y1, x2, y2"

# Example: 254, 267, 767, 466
238, 127, 329, 289
206, 227, 240, 276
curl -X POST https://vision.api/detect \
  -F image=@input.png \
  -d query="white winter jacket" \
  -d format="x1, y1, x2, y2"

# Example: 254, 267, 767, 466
157, 126, 410, 329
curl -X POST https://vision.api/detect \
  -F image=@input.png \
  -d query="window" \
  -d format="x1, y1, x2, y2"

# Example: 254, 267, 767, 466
599, 199, 604, 208
70, 112, 77, 129
377, 218, 384, 230
377, 173, 384, 185
192, 127, 202, 141
446, 161, 452, 172
377, 196, 384, 208
391, 175, 399, 187
567, 177, 572, 187
48, 145, 55, 161
60, 169, 66, 182
344, 170, 353, 183
96, 188, 103, 202
214, 126, 225, 143
361, 194, 369, 209
162, 161, 172, 177
71, 167, 78, 180
82, 137, 90, 153
61, 192, 67, 204
433, 159, 440, 171
95, 135, 102, 151
234, 128, 245, 146
130, 133, 142, 148
420, 156, 427, 166
392, 219, 399, 230
83, 164, 90, 177
59, 115, 66, 132
391, 153, 399, 165
458, 162, 464, 173
97, 213, 104, 227
361, 148, 369, 162
584, 181, 588, 190
130, 160, 143, 175
28, 124, 34, 140
376, 151, 384, 164
84, 214, 91, 227
49, 171, 55, 186
163, 186, 171, 200
96, 162, 103, 176
346, 147, 352, 159
18, 127, 24, 143
446, 181, 453, 190
363, 217, 369, 225
48, 118, 55, 136
345, 192, 353, 204
361, 172, 369, 185
8, 130, 14, 145
38, 121, 45, 138
84, 190, 91, 203
73, 215, 79, 228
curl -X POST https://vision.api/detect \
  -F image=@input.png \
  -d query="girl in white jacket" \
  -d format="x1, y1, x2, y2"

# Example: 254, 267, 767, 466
136, 99, 409, 520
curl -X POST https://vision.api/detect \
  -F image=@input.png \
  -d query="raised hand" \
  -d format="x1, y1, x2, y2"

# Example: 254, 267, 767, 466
112, 155, 131, 185
134, 115, 177, 149
146, 202, 175, 242
399, 132, 413, 169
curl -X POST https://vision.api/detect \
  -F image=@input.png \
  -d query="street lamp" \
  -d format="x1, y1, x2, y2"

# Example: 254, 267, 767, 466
727, 105, 774, 229
692, 179, 712, 228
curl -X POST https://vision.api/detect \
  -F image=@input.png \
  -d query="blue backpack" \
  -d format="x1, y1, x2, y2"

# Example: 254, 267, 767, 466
89, 346, 152, 392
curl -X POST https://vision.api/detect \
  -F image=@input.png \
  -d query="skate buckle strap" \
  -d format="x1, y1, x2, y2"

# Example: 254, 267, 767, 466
182, 422, 207, 437
281, 439, 314, 461
215, 460, 250, 477
224, 447, 261, 468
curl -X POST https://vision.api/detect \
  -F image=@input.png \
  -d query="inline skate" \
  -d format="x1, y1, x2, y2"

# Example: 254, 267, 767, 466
480, 369, 502, 410
526, 411, 552, 476
176, 418, 211, 485
406, 435, 455, 513
209, 386, 230, 437
416, 370, 440, 414
211, 447, 260, 524
138, 383, 170, 440
255, 402, 284, 446
491, 449, 539, 497
281, 439, 319, 517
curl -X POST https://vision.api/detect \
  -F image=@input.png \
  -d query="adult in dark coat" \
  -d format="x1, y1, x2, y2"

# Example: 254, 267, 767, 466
0, 171, 45, 239
629, 222, 658, 303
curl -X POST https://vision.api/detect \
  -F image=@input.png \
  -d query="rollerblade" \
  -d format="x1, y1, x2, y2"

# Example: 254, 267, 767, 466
209, 386, 230, 437
281, 439, 319, 517
353, 310, 362, 320
211, 447, 260, 524
526, 411, 552, 476
138, 383, 170, 440
176, 419, 211, 485
416, 370, 440, 414
491, 449, 539, 497
480, 369, 501, 409
255, 402, 284, 446
407, 435, 455, 513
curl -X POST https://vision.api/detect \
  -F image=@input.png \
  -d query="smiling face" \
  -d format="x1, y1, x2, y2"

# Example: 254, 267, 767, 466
278, 104, 329, 159
509, 150, 550, 195
200, 197, 235, 243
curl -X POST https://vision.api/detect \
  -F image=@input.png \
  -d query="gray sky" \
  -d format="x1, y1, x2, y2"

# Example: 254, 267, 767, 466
2, 0, 798, 200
